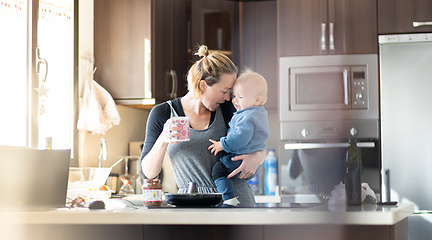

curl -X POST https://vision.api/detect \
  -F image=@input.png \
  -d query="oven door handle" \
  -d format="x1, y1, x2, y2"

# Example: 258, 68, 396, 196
343, 69, 349, 105
284, 142, 375, 149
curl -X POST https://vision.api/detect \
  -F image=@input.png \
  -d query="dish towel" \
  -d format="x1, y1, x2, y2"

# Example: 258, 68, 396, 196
77, 79, 121, 135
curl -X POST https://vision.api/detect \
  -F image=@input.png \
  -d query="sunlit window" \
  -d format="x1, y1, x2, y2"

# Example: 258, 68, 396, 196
0, 0, 74, 150
0, 0, 28, 146
37, 0, 73, 150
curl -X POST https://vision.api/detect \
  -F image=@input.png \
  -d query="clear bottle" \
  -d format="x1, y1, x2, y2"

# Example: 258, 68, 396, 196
119, 157, 133, 195
345, 138, 362, 205
45, 137, 52, 150
257, 163, 265, 195
247, 174, 259, 195
119, 177, 135, 195
131, 159, 143, 194
264, 149, 278, 195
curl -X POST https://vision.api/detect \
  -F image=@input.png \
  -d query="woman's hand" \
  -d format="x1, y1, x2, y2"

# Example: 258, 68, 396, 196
162, 117, 182, 144
142, 117, 182, 179
208, 139, 223, 155
228, 149, 267, 179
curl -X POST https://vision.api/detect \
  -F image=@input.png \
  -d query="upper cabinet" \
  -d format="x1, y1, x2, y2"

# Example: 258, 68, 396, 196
278, 0, 378, 56
94, 0, 188, 108
189, 0, 240, 66
378, 0, 432, 34
240, 1, 278, 110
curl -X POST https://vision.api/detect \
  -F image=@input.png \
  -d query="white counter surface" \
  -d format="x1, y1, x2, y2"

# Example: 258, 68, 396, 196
1, 201, 414, 226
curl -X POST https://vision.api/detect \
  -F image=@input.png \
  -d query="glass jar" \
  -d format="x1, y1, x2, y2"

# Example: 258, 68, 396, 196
142, 179, 162, 207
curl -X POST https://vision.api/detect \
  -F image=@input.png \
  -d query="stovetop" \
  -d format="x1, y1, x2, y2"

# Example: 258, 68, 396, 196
147, 202, 323, 209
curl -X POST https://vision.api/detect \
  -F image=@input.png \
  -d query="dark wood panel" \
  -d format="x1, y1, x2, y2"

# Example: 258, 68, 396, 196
190, 0, 240, 65
171, 0, 189, 98
251, 1, 278, 109
278, 0, 327, 56
331, 0, 378, 54
240, 2, 257, 69
240, 1, 278, 110
152, 0, 173, 101
265, 224, 392, 240
94, 0, 188, 103
378, 0, 432, 34
143, 225, 264, 240
94, 0, 150, 99
152, 0, 188, 102
279, 0, 377, 56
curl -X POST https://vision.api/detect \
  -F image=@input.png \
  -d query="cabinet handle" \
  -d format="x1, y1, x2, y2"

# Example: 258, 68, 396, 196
321, 23, 326, 51
169, 70, 177, 99
284, 142, 375, 149
413, 21, 432, 27
329, 23, 335, 50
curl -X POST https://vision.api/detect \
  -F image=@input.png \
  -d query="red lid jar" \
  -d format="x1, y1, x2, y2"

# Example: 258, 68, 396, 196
142, 179, 162, 207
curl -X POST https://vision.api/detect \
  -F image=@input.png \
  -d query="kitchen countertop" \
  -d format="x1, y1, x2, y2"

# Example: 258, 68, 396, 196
1, 200, 414, 226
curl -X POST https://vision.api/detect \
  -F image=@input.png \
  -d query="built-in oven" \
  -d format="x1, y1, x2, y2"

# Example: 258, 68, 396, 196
278, 54, 381, 200
279, 54, 379, 140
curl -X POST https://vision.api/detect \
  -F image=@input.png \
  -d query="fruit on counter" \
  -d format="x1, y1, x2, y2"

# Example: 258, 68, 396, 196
99, 185, 109, 191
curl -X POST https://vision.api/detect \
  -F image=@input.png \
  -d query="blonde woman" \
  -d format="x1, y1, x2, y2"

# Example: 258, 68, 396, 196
140, 45, 266, 207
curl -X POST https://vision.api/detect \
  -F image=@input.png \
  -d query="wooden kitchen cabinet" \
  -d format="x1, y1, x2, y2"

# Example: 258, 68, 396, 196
278, 0, 378, 56
94, 0, 188, 106
189, 0, 240, 66
378, 0, 432, 34
241, 1, 278, 110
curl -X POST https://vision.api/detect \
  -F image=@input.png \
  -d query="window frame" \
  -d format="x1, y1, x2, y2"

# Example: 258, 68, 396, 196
26, 0, 79, 166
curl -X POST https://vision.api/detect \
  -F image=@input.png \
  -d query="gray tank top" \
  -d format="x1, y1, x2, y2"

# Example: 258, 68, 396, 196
166, 101, 255, 207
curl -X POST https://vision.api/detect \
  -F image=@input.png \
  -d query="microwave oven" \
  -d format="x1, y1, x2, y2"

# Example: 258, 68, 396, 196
279, 54, 379, 140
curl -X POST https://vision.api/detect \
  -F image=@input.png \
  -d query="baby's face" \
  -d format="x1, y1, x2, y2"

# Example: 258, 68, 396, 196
231, 83, 259, 111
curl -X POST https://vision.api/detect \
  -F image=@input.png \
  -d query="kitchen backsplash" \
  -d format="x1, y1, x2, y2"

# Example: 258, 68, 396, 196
79, 105, 149, 175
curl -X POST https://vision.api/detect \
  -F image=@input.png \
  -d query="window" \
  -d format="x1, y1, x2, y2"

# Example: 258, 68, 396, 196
0, 0, 75, 152
0, 0, 28, 147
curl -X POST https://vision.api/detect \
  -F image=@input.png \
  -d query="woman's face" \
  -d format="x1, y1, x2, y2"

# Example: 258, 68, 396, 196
201, 73, 236, 111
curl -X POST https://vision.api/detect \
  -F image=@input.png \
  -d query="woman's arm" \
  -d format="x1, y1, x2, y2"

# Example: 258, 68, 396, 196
140, 104, 181, 179
228, 149, 267, 179
141, 129, 170, 179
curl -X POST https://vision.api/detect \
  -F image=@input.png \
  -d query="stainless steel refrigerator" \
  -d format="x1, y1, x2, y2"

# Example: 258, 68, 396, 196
379, 33, 432, 240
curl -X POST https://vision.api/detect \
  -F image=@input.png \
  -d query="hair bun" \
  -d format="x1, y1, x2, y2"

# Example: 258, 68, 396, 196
195, 45, 209, 58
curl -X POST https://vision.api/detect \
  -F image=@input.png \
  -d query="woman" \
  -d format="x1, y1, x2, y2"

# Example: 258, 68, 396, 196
140, 45, 266, 207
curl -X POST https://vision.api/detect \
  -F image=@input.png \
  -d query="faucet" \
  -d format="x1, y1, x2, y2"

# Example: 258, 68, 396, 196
98, 138, 108, 168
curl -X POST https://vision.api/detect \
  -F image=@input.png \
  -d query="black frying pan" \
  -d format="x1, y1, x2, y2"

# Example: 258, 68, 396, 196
165, 182, 222, 207
165, 193, 222, 206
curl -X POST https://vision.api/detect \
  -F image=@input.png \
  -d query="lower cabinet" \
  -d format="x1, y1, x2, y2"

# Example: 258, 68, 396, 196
142, 219, 408, 240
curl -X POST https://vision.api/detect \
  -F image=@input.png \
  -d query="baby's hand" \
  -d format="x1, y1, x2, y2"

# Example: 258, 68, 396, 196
208, 139, 223, 156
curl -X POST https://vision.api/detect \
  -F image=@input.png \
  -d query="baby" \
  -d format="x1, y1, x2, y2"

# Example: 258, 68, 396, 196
208, 69, 270, 207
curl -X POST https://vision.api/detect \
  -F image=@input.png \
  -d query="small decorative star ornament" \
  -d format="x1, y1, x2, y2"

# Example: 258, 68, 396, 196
36, 83, 49, 115
35, 83, 49, 98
